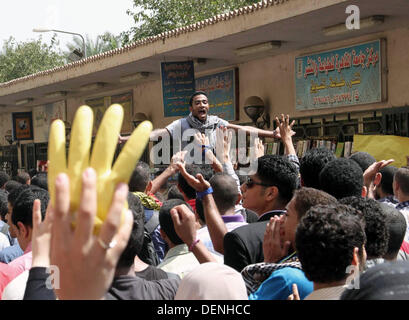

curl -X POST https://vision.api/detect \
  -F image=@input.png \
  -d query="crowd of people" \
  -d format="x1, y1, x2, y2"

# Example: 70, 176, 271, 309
1, 91, 409, 300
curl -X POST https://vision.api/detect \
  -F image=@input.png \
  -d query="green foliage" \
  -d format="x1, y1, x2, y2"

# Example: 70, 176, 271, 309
0, 36, 65, 83
122, 0, 260, 43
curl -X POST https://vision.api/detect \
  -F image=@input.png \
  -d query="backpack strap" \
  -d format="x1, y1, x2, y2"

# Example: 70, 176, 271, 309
145, 210, 160, 234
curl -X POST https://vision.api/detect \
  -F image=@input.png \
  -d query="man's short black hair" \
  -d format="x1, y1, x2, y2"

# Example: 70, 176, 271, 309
31, 172, 48, 191
13, 172, 30, 185
195, 197, 205, 224
378, 165, 398, 196
379, 203, 407, 260
129, 161, 151, 192
339, 196, 389, 259
300, 147, 336, 189
296, 204, 366, 284
189, 91, 208, 106
349, 151, 376, 172
177, 164, 205, 200
12, 185, 49, 229
117, 192, 145, 268
5, 180, 22, 195
319, 158, 363, 199
167, 185, 185, 201
0, 171, 10, 188
209, 173, 238, 214
293, 187, 338, 220
159, 199, 192, 245
394, 167, 409, 195
256, 155, 298, 204
0, 189, 8, 220
8, 184, 29, 207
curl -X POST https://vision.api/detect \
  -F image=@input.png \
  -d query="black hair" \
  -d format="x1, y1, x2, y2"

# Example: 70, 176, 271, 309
159, 199, 192, 245
296, 204, 366, 284
28, 168, 38, 178
12, 185, 49, 228
341, 261, 409, 300
379, 202, 407, 260
167, 185, 185, 201
129, 161, 150, 192
349, 151, 376, 172
394, 167, 409, 195
299, 147, 336, 189
5, 180, 22, 195
13, 172, 30, 184
378, 165, 398, 196
195, 197, 205, 224
31, 172, 48, 191
0, 171, 10, 188
8, 184, 29, 207
339, 196, 389, 259
319, 158, 363, 199
177, 164, 203, 200
293, 187, 338, 220
256, 155, 298, 204
209, 173, 238, 214
0, 189, 8, 220
189, 91, 208, 106
117, 192, 145, 268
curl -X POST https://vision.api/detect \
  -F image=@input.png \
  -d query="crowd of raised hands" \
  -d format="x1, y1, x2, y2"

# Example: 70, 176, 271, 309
4, 112, 407, 301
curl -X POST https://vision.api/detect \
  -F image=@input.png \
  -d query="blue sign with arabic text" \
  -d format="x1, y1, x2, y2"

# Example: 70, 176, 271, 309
195, 69, 236, 121
162, 61, 196, 117
295, 40, 382, 110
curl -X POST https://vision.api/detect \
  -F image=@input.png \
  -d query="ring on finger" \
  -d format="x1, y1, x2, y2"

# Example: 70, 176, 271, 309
97, 238, 117, 250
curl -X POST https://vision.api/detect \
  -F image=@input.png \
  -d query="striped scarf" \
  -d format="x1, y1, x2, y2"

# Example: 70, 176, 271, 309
241, 253, 301, 295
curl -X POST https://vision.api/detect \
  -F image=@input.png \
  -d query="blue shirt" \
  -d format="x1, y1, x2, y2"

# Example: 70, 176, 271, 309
249, 267, 313, 300
0, 243, 24, 264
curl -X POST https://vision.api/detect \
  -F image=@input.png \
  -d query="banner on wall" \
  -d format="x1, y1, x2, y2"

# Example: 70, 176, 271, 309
33, 101, 66, 143
352, 134, 409, 168
12, 112, 34, 140
295, 39, 385, 110
195, 69, 237, 121
161, 61, 195, 117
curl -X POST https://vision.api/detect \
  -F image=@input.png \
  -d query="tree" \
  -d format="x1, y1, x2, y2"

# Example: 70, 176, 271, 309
0, 36, 65, 83
65, 33, 123, 61
121, 0, 260, 44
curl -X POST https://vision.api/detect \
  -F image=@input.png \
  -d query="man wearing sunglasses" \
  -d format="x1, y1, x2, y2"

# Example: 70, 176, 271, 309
223, 154, 299, 273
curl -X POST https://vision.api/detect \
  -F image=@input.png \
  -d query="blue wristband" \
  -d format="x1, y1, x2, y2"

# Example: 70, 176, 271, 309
196, 187, 213, 199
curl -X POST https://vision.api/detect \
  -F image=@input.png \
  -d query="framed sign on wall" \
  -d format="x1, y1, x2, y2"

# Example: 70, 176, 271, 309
295, 39, 387, 111
12, 112, 33, 140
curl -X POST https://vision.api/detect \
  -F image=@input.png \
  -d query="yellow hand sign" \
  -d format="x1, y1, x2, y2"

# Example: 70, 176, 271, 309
48, 104, 152, 234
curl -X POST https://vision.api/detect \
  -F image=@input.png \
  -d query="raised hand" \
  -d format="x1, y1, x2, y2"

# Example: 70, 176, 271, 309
50, 169, 133, 300
47, 104, 152, 234
263, 216, 291, 263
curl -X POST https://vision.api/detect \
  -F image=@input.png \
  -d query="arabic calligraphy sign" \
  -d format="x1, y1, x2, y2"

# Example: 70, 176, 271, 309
295, 40, 384, 110
195, 69, 237, 121
161, 61, 196, 117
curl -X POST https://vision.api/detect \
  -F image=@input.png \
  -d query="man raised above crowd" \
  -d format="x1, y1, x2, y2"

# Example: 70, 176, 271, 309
120, 91, 285, 155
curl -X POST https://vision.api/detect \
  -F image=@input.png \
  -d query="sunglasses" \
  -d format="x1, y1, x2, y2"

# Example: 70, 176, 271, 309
245, 176, 273, 188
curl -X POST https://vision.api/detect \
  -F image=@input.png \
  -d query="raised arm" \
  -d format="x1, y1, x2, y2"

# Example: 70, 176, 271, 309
177, 163, 228, 255
149, 150, 187, 195
170, 204, 218, 263
194, 132, 223, 173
